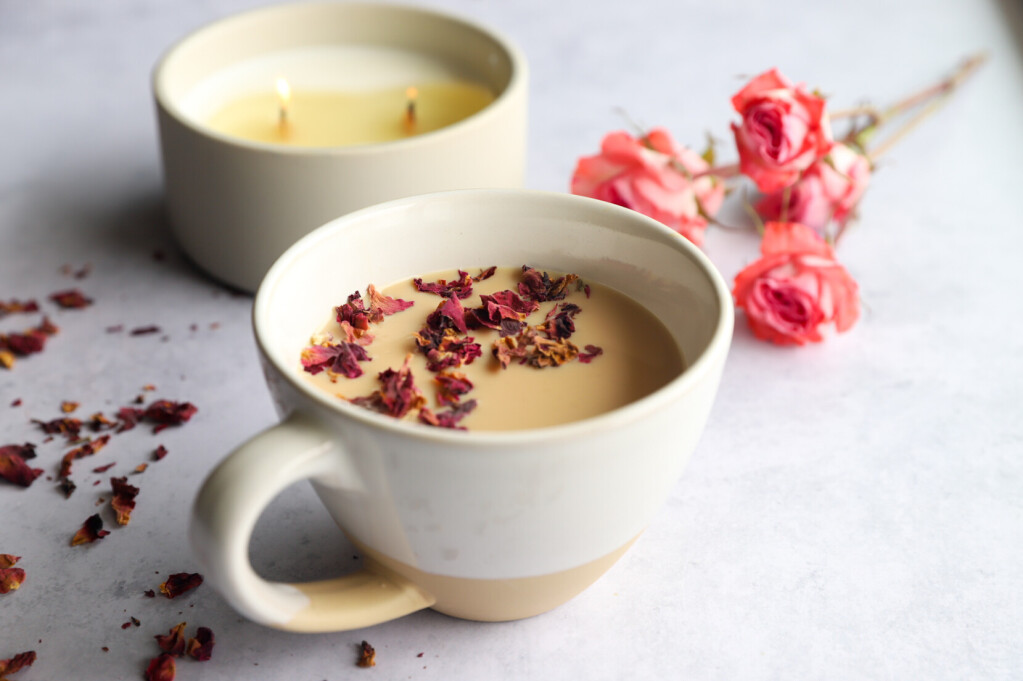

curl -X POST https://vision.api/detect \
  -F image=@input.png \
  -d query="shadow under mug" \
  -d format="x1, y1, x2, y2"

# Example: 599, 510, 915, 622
190, 189, 733, 631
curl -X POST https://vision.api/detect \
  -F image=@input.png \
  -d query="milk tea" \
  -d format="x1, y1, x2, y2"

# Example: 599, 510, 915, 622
301, 266, 683, 431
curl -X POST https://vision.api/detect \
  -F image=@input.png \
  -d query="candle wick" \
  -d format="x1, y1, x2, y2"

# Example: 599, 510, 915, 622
406, 100, 416, 125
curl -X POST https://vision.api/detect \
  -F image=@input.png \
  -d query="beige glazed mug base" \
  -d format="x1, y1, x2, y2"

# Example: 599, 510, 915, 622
286, 535, 640, 631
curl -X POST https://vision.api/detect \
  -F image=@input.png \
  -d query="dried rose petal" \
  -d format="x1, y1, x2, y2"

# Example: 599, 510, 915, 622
9, 399, 21, 407
87, 412, 115, 431
116, 407, 145, 432
0, 563, 25, 594
492, 329, 535, 369
518, 266, 579, 302
0, 651, 36, 677
418, 400, 477, 430
366, 283, 414, 320
144, 653, 176, 681
357, 640, 376, 668
335, 291, 371, 335
414, 270, 475, 299
0, 351, 14, 369
350, 356, 425, 419
130, 326, 161, 336
425, 295, 469, 335
579, 345, 603, 364
1, 331, 46, 356
49, 289, 92, 309
33, 416, 83, 441
474, 266, 497, 282
59, 478, 77, 498
301, 342, 370, 379
60, 401, 79, 413
159, 573, 203, 599
0, 444, 43, 488
527, 336, 580, 368
467, 290, 539, 337
434, 371, 473, 406
186, 627, 215, 661
144, 589, 156, 598
92, 463, 115, 473
155, 622, 187, 656
59, 435, 110, 478
414, 328, 482, 372
110, 476, 140, 525
0, 300, 39, 318
153, 445, 168, 461
143, 401, 197, 434
71, 514, 109, 546
134, 463, 148, 474
538, 302, 582, 340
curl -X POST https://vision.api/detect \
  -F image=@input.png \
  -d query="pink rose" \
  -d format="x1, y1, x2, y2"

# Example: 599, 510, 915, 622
755, 144, 871, 234
571, 128, 725, 245
731, 69, 834, 194
733, 221, 859, 345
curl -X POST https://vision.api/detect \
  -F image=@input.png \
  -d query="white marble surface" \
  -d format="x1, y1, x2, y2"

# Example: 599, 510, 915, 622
2, 0, 1022, 679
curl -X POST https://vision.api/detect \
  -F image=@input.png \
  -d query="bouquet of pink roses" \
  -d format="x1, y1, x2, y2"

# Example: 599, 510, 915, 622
571, 56, 984, 346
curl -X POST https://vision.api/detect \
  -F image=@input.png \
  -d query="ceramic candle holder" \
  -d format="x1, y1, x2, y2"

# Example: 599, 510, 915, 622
153, 2, 527, 292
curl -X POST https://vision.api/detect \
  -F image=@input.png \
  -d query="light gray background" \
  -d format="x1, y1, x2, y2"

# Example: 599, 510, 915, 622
1, 1, 1021, 679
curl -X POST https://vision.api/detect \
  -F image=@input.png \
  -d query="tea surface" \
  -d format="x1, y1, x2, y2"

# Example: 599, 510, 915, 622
301, 267, 683, 430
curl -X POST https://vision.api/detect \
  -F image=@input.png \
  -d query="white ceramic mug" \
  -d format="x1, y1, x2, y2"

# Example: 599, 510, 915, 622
190, 189, 733, 632
153, 2, 527, 292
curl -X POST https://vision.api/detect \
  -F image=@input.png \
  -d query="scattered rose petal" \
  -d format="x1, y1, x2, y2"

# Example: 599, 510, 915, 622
367, 283, 414, 320
155, 622, 187, 656
186, 627, 214, 661
130, 326, 161, 336
134, 463, 148, 474
0, 555, 25, 595
33, 416, 82, 441
434, 370, 473, 406
357, 640, 376, 668
49, 289, 92, 309
159, 573, 203, 599
579, 345, 604, 363
492, 329, 535, 369
110, 476, 140, 525
538, 302, 582, 340
116, 407, 144, 432
425, 295, 469, 335
527, 336, 580, 368
335, 292, 371, 335
413, 270, 475, 299
0, 651, 36, 677
350, 356, 425, 418
144, 653, 176, 681
467, 290, 539, 337
414, 327, 481, 372
152, 446, 168, 461
0, 351, 14, 369
59, 435, 110, 478
88, 412, 115, 431
61, 401, 79, 413
144, 589, 156, 598
0, 444, 43, 488
71, 514, 110, 546
10, 399, 21, 407
301, 342, 370, 378
518, 266, 579, 302
0, 555, 19, 569
0, 300, 39, 318
143, 401, 197, 434
418, 400, 477, 430
92, 463, 116, 473
59, 478, 77, 498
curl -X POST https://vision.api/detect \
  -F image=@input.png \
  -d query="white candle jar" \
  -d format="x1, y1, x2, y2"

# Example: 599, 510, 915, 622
153, 2, 527, 292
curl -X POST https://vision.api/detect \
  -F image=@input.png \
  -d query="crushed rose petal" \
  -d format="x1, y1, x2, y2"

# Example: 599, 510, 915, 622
350, 356, 425, 418
301, 342, 371, 379
61, 401, 79, 413
357, 640, 376, 668
186, 627, 215, 661
0, 300, 39, 318
418, 400, 478, 430
467, 290, 539, 337
33, 416, 83, 441
59, 434, 110, 478
492, 328, 536, 369
579, 345, 604, 363
134, 463, 148, 474
130, 326, 161, 336
366, 283, 414, 320
414, 270, 475, 299
434, 370, 473, 406
110, 476, 140, 525
0, 555, 25, 595
414, 327, 482, 372
92, 463, 116, 473
155, 622, 187, 656
59, 478, 77, 498
49, 289, 92, 309
538, 302, 582, 340
153, 445, 168, 461
0, 444, 43, 488
144, 401, 198, 434
159, 573, 203, 599
335, 292, 372, 335
144, 653, 176, 681
0, 651, 36, 677
518, 266, 580, 302
425, 295, 469, 335
71, 514, 110, 546
527, 336, 580, 368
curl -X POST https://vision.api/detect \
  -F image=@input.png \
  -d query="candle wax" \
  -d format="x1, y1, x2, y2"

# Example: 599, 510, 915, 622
206, 81, 495, 147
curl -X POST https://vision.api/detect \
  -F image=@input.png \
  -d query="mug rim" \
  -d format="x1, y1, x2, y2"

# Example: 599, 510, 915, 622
254, 189, 734, 445
151, 0, 528, 157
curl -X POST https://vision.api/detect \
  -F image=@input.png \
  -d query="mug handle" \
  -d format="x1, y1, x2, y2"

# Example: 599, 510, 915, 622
189, 411, 436, 632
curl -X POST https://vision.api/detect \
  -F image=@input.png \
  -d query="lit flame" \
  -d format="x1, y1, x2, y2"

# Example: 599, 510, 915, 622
405, 86, 418, 101
276, 78, 292, 107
